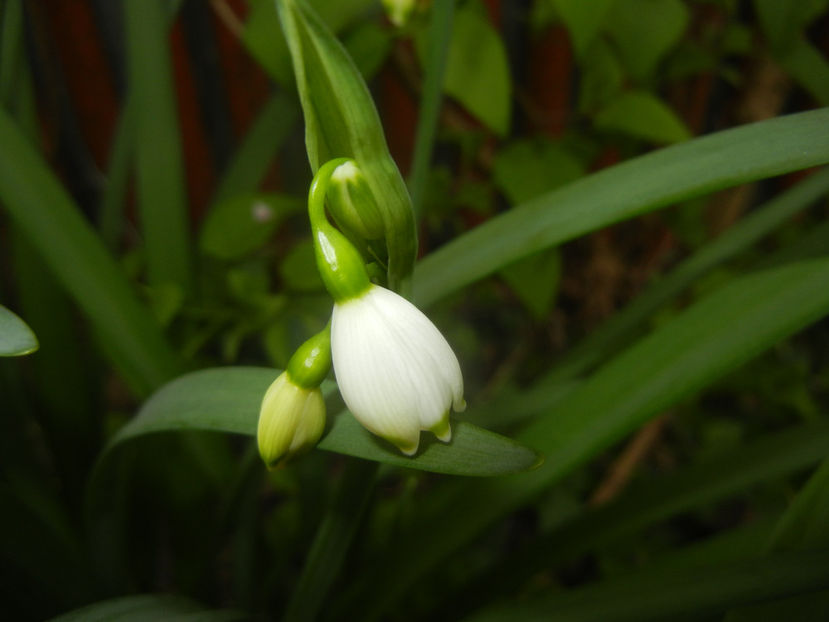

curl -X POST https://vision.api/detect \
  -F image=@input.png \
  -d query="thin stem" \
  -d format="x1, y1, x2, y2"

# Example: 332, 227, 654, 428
308, 158, 371, 302
408, 0, 454, 219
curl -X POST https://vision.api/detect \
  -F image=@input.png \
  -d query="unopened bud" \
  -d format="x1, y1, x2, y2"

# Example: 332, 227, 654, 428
257, 371, 326, 469
382, 0, 416, 27
328, 160, 385, 241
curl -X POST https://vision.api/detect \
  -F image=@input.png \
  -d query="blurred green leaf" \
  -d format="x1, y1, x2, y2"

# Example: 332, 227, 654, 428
779, 38, 829, 106
605, 0, 689, 81
279, 239, 326, 292
552, 0, 616, 57
545, 167, 829, 382
212, 93, 300, 205
103, 367, 541, 477
0, 304, 37, 356
753, 0, 829, 54
0, 109, 181, 395
354, 257, 829, 620
455, 422, 829, 611
767, 459, 829, 552
577, 39, 624, 112
243, 0, 383, 85
725, 459, 829, 620
500, 249, 562, 319
243, 0, 294, 84
199, 193, 300, 260
409, 0, 454, 218
343, 21, 393, 80
48, 594, 245, 622
595, 90, 691, 144
413, 108, 829, 307
492, 139, 585, 205
463, 547, 829, 622
125, 0, 192, 292
440, 2, 511, 135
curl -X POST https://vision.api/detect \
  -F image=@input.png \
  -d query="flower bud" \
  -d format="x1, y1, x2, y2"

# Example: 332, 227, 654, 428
257, 328, 332, 468
382, 0, 416, 27
257, 371, 326, 469
327, 161, 385, 241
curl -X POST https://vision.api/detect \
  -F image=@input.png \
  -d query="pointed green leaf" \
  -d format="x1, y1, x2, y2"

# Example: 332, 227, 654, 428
441, 3, 512, 135
595, 90, 691, 144
413, 108, 829, 307
605, 0, 689, 81
553, 0, 616, 58
199, 193, 301, 260
105, 367, 540, 477
0, 304, 37, 356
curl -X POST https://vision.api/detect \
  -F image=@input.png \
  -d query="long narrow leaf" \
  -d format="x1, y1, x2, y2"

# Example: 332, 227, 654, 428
283, 460, 378, 622
211, 91, 300, 204
125, 0, 192, 291
462, 548, 829, 622
725, 458, 829, 620
546, 166, 829, 382
442, 422, 829, 618
408, 0, 453, 218
413, 108, 829, 306
0, 109, 182, 395
347, 257, 829, 620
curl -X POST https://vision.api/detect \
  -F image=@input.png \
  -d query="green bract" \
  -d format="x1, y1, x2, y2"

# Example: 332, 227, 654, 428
275, 0, 416, 294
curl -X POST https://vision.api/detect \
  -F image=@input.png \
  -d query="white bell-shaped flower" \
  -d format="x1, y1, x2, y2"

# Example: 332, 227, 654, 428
331, 284, 465, 455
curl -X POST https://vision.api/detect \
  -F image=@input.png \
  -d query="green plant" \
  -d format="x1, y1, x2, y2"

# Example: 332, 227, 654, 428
2, 1, 829, 620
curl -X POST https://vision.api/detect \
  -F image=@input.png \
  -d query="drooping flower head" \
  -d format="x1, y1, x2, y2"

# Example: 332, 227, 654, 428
332, 284, 465, 455
309, 159, 465, 455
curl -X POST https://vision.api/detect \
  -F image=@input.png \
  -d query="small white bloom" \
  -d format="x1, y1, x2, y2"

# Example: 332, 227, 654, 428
331, 284, 465, 455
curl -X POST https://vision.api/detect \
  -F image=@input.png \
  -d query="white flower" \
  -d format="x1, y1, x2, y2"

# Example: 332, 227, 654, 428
331, 284, 465, 455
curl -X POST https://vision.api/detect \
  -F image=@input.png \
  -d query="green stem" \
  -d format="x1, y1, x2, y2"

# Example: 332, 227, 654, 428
308, 159, 371, 302
408, 0, 454, 219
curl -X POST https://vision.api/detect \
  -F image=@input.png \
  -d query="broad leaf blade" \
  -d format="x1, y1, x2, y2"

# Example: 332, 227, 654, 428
106, 367, 540, 477
0, 304, 37, 356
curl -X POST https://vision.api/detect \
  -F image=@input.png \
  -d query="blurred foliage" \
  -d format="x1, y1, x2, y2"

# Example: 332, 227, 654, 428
1, 0, 829, 620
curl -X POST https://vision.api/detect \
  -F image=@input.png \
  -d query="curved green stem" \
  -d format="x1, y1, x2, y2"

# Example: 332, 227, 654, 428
308, 158, 371, 302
